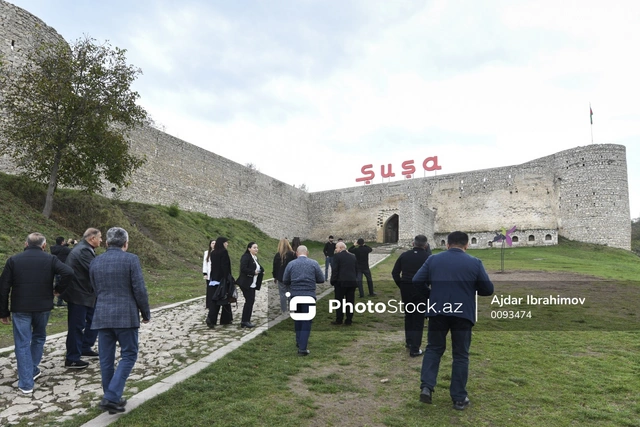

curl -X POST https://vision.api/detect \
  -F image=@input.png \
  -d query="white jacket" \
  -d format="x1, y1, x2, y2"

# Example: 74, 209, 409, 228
202, 250, 211, 278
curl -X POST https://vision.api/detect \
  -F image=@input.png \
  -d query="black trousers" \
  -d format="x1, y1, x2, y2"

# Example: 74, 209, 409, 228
208, 303, 232, 325
399, 284, 427, 353
240, 286, 256, 323
334, 285, 355, 323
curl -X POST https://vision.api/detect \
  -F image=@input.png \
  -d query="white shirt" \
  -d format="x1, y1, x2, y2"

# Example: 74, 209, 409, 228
250, 254, 261, 288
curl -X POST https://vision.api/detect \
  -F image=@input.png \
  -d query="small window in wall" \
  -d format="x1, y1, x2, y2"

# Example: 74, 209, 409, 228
545, 234, 552, 241
471, 237, 477, 244
528, 235, 535, 242
512, 236, 519, 243
440, 240, 446, 246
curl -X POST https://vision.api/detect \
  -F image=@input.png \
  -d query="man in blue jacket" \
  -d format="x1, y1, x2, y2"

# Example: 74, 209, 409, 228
413, 231, 494, 410
0, 233, 74, 394
89, 227, 150, 414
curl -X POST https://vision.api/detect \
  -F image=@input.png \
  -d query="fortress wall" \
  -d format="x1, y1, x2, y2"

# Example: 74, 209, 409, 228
112, 126, 311, 240
0, 2, 632, 250
553, 144, 630, 249
0, 0, 66, 170
308, 158, 559, 244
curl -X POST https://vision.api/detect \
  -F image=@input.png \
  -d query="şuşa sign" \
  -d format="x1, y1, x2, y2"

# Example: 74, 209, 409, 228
356, 157, 441, 184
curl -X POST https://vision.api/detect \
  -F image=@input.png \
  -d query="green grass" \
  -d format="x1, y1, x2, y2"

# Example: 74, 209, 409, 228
2, 171, 640, 425
463, 237, 640, 280
105, 251, 640, 427
0, 172, 327, 348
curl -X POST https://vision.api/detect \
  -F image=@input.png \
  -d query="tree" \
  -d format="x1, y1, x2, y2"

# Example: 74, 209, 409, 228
0, 36, 147, 218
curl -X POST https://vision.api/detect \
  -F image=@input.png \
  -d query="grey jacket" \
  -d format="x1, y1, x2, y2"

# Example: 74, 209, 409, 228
89, 247, 150, 329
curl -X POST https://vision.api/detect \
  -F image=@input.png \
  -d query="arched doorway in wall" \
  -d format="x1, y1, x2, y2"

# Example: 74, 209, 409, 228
384, 214, 399, 243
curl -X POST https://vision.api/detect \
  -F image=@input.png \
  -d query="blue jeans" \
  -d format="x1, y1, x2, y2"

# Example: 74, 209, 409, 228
294, 302, 314, 351
324, 256, 333, 279
98, 328, 139, 402
420, 315, 473, 401
66, 302, 99, 361
12, 311, 50, 390
356, 269, 374, 296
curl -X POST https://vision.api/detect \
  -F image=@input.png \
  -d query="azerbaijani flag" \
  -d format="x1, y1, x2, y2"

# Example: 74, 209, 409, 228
590, 105, 593, 124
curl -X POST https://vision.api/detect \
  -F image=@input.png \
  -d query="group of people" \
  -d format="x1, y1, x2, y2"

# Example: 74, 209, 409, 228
202, 238, 265, 329
0, 227, 492, 415
293, 231, 495, 411
0, 227, 150, 415
394, 231, 494, 411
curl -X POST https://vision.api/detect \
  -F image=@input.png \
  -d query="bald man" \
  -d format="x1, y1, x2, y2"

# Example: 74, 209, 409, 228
329, 242, 358, 325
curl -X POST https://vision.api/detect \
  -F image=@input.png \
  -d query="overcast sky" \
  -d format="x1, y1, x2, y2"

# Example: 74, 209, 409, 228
9, 0, 640, 218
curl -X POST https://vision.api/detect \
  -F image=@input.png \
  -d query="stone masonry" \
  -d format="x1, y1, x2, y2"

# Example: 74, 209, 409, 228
0, 1, 632, 250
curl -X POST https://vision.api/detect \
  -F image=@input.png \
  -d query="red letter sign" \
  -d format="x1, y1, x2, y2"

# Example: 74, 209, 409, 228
356, 164, 375, 184
422, 156, 442, 171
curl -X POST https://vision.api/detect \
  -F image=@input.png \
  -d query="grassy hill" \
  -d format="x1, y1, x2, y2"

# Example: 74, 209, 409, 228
0, 172, 325, 305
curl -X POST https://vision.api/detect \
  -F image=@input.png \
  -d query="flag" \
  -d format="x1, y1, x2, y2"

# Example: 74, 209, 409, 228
590, 105, 593, 124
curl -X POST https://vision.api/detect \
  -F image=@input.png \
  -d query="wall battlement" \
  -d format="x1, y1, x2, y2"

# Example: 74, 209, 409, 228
0, 1, 631, 250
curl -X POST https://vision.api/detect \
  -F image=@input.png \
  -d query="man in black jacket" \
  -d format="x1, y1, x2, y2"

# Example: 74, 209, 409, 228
322, 236, 336, 279
348, 238, 376, 297
330, 242, 358, 325
50, 237, 71, 307
0, 233, 74, 394
61, 228, 102, 369
391, 235, 432, 357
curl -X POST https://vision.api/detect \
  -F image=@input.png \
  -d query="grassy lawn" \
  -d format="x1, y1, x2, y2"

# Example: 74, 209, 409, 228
96, 246, 640, 427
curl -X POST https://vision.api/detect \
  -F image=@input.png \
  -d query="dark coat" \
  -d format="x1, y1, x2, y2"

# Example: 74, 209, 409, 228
209, 250, 232, 283
272, 250, 295, 282
330, 250, 358, 288
207, 249, 233, 308
392, 246, 432, 301
237, 252, 264, 291
0, 246, 74, 317
348, 244, 373, 271
392, 246, 432, 287
50, 244, 71, 263
413, 247, 494, 325
89, 247, 150, 329
61, 239, 97, 307
323, 241, 336, 257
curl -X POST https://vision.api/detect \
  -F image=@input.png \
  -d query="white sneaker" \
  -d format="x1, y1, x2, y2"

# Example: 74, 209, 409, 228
19, 387, 33, 395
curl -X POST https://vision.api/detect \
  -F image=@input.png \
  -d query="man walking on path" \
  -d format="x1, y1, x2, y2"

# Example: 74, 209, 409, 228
348, 238, 376, 297
0, 233, 74, 394
90, 227, 150, 414
413, 231, 493, 410
283, 245, 324, 356
330, 242, 358, 325
323, 235, 336, 279
62, 228, 102, 369
50, 236, 71, 307
392, 234, 432, 357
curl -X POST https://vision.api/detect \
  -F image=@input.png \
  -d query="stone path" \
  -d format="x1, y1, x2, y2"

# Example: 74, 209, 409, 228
0, 249, 392, 426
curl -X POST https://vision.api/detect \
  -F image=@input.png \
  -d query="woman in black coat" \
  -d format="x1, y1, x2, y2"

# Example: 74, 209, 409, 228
272, 238, 296, 313
237, 241, 264, 328
207, 237, 233, 327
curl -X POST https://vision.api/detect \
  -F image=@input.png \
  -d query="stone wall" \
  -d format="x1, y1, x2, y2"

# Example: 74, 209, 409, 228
112, 126, 311, 239
308, 145, 630, 250
0, 0, 67, 171
0, 1, 632, 250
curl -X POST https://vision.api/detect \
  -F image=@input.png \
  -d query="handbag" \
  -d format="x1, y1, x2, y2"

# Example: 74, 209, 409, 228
228, 285, 238, 303
227, 273, 238, 303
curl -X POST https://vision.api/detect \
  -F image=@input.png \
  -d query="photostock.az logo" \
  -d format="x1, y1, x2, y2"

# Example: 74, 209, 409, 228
286, 293, 316, 321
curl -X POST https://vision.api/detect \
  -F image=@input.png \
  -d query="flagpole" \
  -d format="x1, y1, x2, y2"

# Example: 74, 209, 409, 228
590, 102, 594, 144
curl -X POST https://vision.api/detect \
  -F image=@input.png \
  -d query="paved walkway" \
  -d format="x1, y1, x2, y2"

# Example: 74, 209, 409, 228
0, 249, 393, 426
